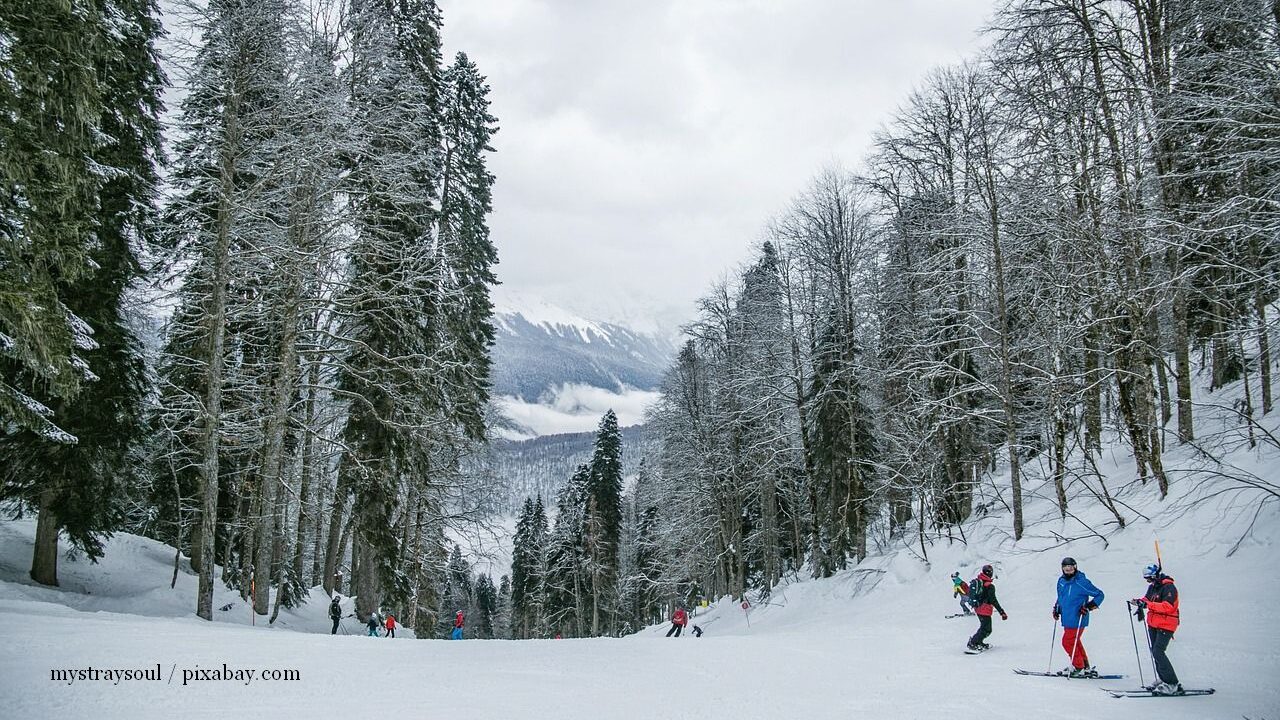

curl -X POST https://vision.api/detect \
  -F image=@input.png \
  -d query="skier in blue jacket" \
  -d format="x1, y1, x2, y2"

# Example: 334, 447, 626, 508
1052, 557, 1105, 677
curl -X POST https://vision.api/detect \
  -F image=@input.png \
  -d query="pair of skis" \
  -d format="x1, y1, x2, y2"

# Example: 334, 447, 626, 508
1102, 688, 1216, 698
945, 612, 974, 619
1012, 669, 1124, 680
1014, 670, 1215, 697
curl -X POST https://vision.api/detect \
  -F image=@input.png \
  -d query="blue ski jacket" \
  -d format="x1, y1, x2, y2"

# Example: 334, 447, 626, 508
1055, 571, 1104, 629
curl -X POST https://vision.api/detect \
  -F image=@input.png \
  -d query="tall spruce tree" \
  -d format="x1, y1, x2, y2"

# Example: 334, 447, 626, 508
0, 0, 165, 585
585, 410, 623, 635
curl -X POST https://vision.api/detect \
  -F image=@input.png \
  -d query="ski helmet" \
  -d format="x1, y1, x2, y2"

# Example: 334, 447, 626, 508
951, 571, 960, 579
981, 564, 994, 577
1142, 563, 1161, 580
1061, 557, 1077, 567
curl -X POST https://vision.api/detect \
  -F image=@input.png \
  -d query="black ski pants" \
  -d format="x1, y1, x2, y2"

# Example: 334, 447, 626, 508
666, 623, 683, 637
969, 614, 992, 646
331, 618, 340, 634
386, 627, 395, 638
1148, 628, 1179, 685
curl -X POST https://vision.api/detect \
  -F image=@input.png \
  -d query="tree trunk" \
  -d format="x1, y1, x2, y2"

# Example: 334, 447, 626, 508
30, 489, 60, 586
196, 89, 240, 621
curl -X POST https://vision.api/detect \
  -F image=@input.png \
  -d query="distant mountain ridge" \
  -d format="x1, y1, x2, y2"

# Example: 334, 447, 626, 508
490, 291, 678, 402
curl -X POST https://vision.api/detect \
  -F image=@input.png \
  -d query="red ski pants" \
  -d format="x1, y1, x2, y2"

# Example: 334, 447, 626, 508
1062, 627, 1089, 669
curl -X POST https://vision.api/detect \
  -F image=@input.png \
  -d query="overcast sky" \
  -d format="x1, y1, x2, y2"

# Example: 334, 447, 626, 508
441, 0, 998, 331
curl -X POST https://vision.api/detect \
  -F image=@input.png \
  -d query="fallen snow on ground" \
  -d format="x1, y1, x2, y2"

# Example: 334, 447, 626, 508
2, 380, 1278, 719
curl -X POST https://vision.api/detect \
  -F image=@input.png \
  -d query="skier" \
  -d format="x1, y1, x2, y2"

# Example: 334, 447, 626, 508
691, 624, 704, 637
384, 613, 396, 639
1132, 564, 1183, 696
1052, 556, 1104, 677
366, 611, 380, 637
665, 606, 688, 637
329, 595, 342, 635
451, 610, 465, 640
952, 572, 973, 615
965, 564, 1007, 653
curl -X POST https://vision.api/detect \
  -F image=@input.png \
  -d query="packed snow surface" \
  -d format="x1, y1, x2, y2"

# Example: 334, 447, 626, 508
2, 381, 1279, 718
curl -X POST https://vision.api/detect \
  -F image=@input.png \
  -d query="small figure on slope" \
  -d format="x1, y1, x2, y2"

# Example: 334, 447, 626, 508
965, 564, 1007, 653
329, 595, 343, 635
952, 572, 973, 615
384, 613, 396, 639
1133, 564, 1183, 696
451, 609, 465, 640
366, 611, 381, 637
665, 606, 688, 637
1052, 556, 1104, 677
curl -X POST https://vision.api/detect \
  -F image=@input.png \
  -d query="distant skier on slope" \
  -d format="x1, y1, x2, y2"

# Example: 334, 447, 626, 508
384, 613, 397, 638
965, 564, 1007, 653
366, 611, 381, 637
665, 606, 688, 637
1052, 556, 1104, 677
329, 596, 343, 635
952, 572, 973, 615
452, 610, 465, 640
1132, 564, 1183, 696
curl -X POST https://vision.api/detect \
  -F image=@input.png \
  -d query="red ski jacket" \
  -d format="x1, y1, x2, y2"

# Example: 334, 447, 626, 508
1143, 577, 1179, 633
672, 609, 688, 626
454, 612, 465, 628
385, 615, 396, 629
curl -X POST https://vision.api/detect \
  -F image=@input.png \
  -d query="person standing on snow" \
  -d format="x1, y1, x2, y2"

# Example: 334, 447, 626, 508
366, 611, 381, 637
952, 572, 973, 615
665, 606, 688, 637
1133, 564, 1183, 695
966, 564, 1007, 652
1052, 556, 1104, 677
384, 613, 396, 638
329, 595, 343, 635
451, 610, 465, 640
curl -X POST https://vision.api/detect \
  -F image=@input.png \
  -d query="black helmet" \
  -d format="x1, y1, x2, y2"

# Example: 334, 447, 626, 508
981, 564, 994, 577
1061, 557, 1077, 567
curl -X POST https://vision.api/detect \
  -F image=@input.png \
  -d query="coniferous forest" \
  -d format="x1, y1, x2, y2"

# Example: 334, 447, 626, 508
3, 0, 1279, 645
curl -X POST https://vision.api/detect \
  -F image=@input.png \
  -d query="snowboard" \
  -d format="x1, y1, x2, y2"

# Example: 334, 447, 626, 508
963, 644, 992, 655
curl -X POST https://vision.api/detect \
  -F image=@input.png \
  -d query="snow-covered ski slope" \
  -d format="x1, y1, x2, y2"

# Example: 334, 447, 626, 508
2, 380, 1278, 719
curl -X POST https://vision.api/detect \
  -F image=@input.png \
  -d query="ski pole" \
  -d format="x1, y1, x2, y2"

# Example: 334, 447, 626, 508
1126, 600, 1145, 688
1067, 622, 1084, 679
1047, 616, 1059, 674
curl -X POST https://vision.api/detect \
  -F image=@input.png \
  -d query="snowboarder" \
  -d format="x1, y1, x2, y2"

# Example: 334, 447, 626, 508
1052, 556, 1104, 677
965, 564, 1007, 652
384, 613, 396, 639
329, 596, 342, 635
691, 624, 704, 637
451, 610, 465, 640
952, 572, 973, 615
1132, 563, 1183, 696
366, 611, 380, 637
665, 606, 688, 637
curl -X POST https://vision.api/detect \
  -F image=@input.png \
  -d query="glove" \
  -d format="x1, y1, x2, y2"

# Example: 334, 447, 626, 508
1085, 601, 1098, 612
1000, 612, 1008, 621
1130, 598, 1147, 608
1052, 607, 1060, 621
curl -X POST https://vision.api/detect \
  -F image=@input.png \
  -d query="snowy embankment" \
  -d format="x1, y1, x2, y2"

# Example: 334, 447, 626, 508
2, 380, 1279, 719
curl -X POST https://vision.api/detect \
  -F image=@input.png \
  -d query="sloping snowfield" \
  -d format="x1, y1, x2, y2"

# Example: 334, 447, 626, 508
2, 388, 1278, 719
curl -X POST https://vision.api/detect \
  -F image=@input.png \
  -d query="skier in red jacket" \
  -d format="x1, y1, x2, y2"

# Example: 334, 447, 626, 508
1133, 564, 1182, 695
384, 613, 396, 639
451, 610, 465, 640
665, 606, 688, 637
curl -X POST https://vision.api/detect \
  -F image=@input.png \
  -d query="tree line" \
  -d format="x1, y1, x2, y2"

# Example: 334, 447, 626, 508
636, 0, 1279, 604
1, 0, 502, 636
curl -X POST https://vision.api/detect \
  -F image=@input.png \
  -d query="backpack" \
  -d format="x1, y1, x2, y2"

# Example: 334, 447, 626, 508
967, 577, 984, 605
329, 601, 341, 620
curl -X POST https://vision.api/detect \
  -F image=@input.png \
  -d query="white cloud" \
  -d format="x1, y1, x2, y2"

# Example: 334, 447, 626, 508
497, 384, 661, 437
